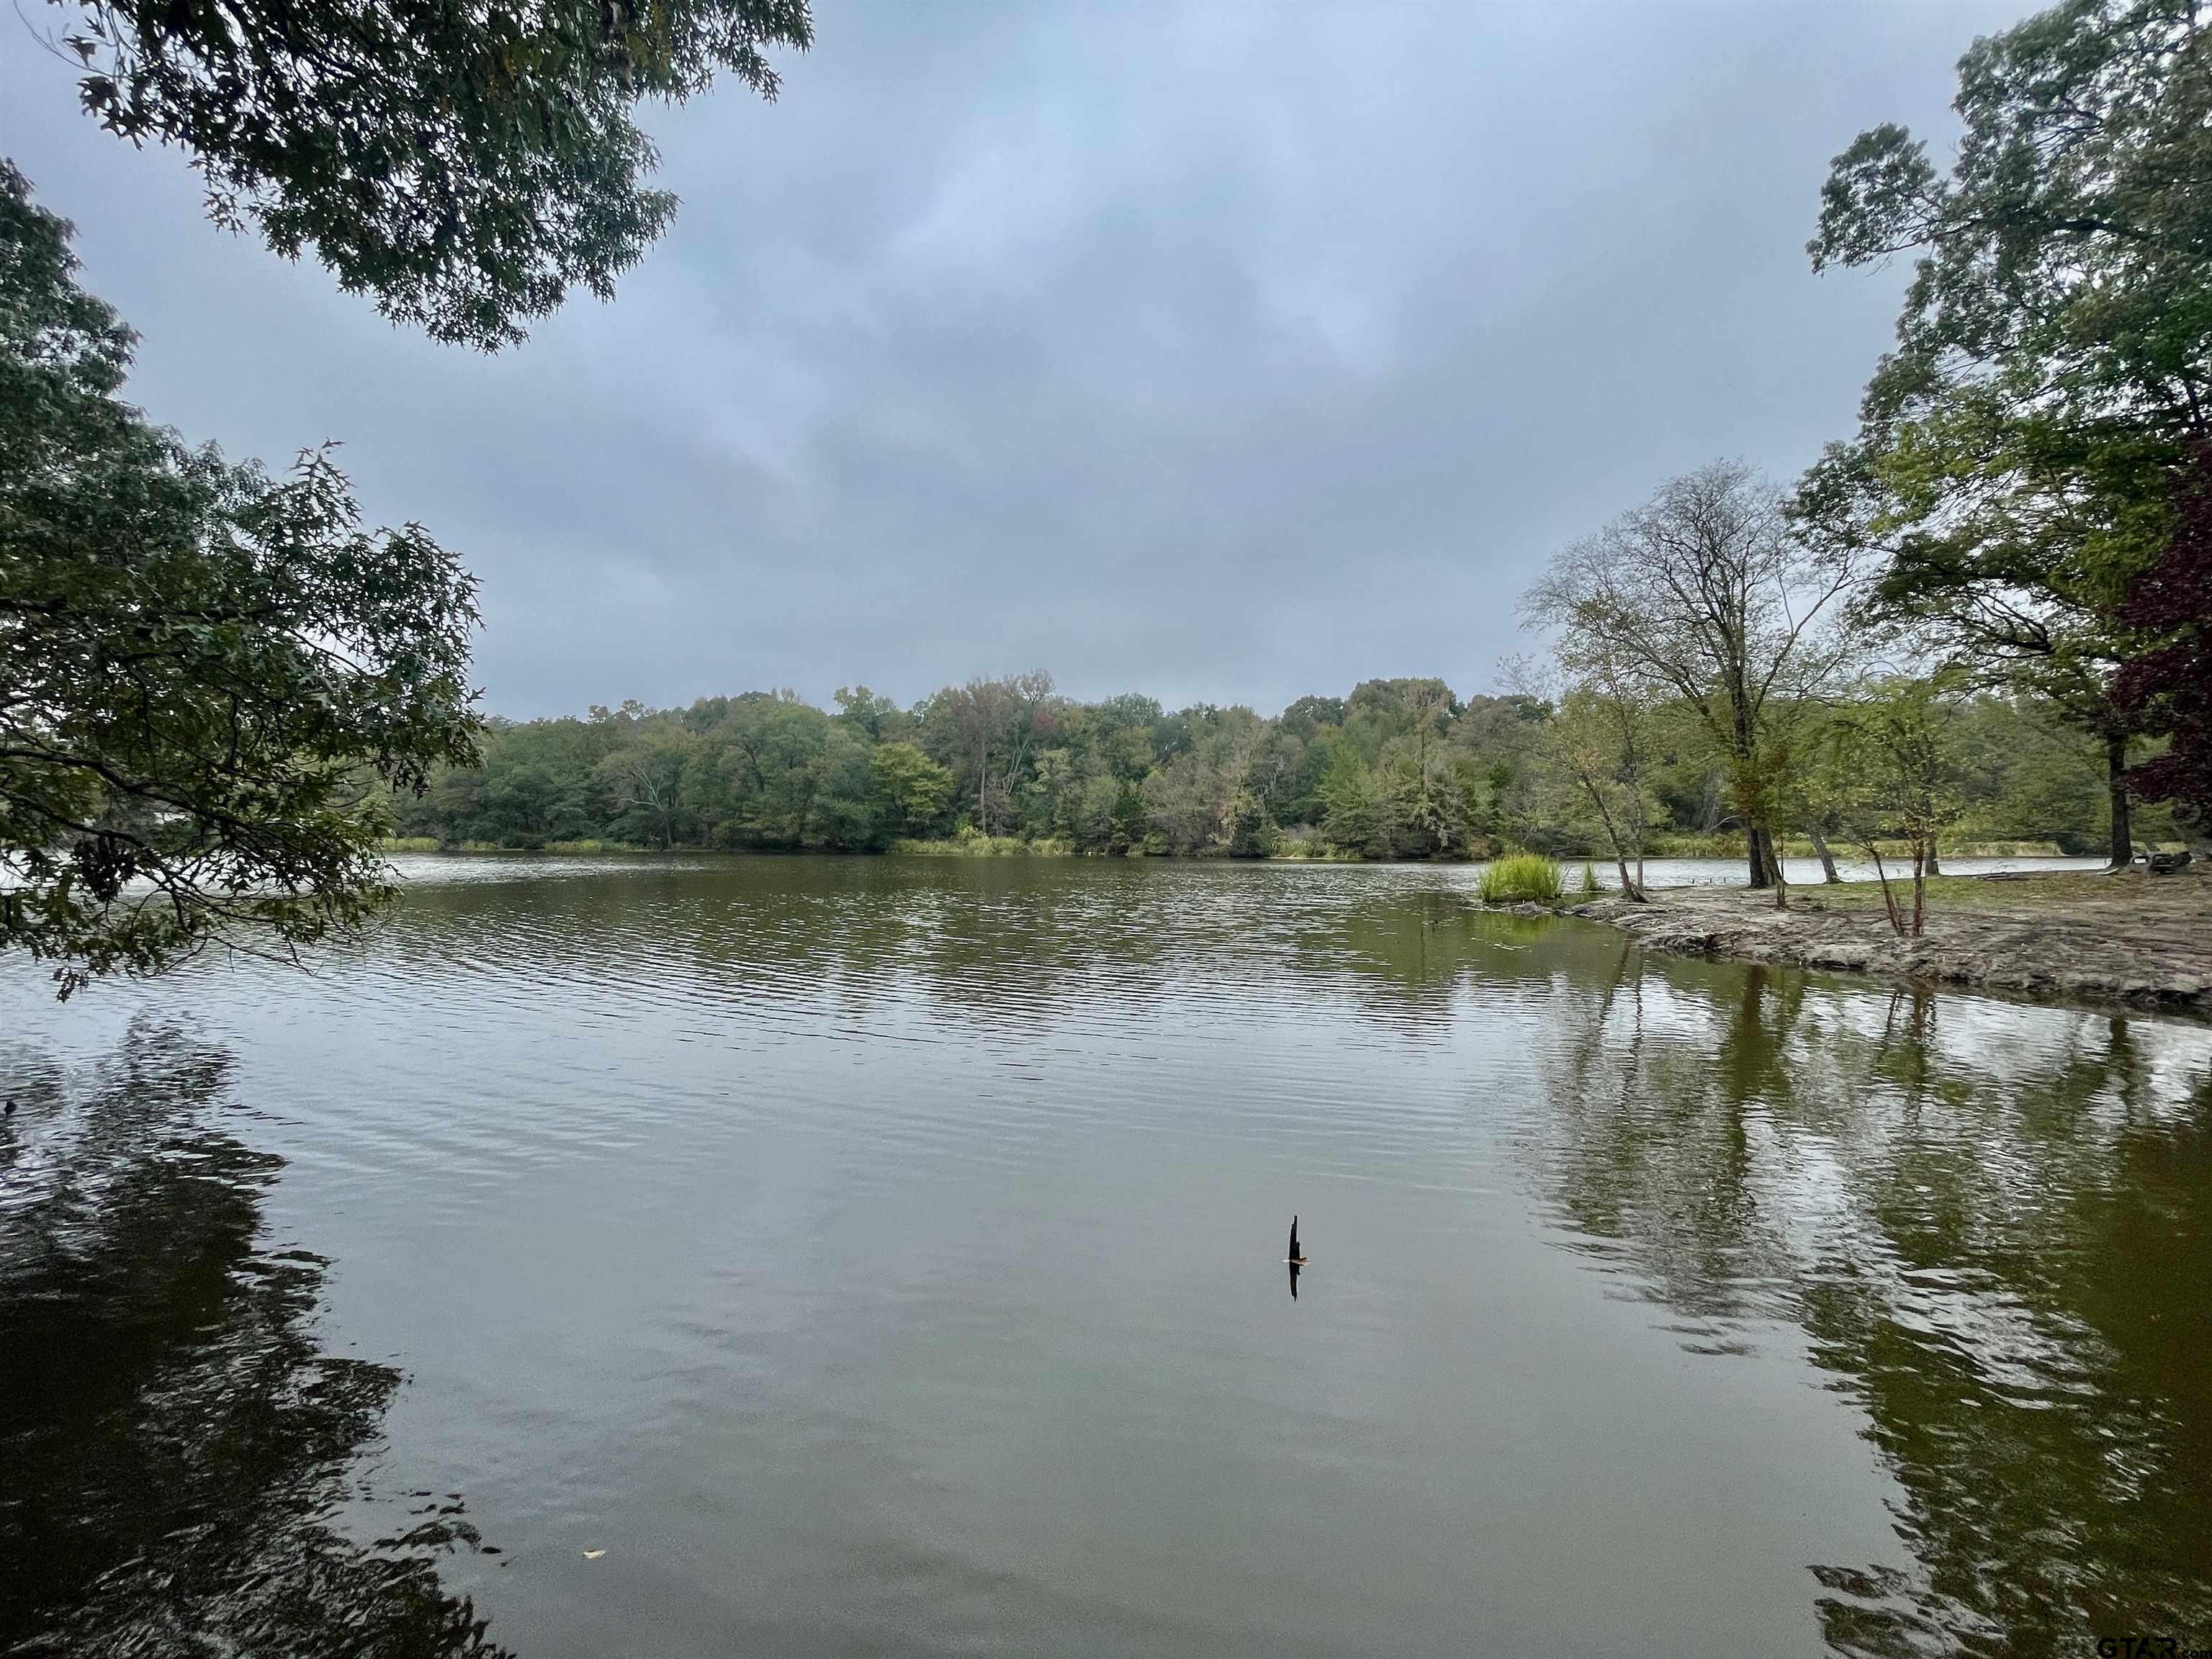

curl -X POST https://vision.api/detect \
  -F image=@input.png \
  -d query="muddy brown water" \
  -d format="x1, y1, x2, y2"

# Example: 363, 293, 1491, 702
3, 855, 2208, 1656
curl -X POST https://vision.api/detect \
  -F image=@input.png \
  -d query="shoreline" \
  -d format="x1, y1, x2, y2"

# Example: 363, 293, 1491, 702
1562, 868, 2212, 1015
382, 836, 2078, 863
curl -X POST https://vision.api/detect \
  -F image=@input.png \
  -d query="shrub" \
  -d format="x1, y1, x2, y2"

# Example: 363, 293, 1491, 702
890, 835, 1072, 857
1581, 862, 1601, 896
1478, 851, 1563, 904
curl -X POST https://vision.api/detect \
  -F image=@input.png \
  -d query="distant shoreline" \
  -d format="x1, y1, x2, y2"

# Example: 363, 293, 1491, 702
1564, 869, 2212, 1016
379, 835, 2077, 863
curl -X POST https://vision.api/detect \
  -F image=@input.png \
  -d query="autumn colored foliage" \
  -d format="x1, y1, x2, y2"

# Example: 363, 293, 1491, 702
2117, 445, 2212, 827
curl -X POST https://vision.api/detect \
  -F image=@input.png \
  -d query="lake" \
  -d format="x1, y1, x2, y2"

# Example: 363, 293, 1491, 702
3, 855, 2208, 1657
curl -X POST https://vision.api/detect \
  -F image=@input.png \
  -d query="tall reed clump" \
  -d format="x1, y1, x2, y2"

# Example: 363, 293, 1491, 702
1581, 862, 1600, 896
1478, 851, 1563, 904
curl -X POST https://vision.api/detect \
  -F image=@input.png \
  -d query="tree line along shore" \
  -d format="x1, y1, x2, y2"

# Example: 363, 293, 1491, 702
377, 673, 2164, 866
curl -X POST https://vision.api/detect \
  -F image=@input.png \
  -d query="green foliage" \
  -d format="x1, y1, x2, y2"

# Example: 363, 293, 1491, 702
1478, 852, 1563, 905
1525, 460, 1861, 887
1521, 665, 1661, 895
871, 742, 955, 837
1581, 862, 1601, 897
1223, 788, 1278, 858
1318, 752, 1395, 860
385, 675, 2118, 866
1826, 675, 1973, 935
1808, 0, 2210, 444
389, 675, 1544, 858
597, 725, 697, 848
1, 165, 482, 996
1799, 0, 2212, 857
49, 0, 811, 346
892, 833, 1070, 858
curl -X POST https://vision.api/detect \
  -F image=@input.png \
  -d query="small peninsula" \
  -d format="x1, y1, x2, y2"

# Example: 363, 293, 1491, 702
1571, 868, 2212, 1014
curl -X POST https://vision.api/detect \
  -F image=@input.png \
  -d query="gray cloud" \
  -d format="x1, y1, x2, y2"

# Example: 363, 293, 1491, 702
1, 0, 2034, 716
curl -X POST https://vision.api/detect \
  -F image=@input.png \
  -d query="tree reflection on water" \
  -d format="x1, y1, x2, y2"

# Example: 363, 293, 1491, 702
0, 1019, 505, 1658
1532, 958, 2212, 1658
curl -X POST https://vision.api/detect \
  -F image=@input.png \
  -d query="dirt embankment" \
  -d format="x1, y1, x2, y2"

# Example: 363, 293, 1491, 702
1567, 868, 2212, 1014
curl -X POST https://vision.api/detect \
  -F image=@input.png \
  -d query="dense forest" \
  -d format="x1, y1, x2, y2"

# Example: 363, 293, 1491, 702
386, 673, 2139, 861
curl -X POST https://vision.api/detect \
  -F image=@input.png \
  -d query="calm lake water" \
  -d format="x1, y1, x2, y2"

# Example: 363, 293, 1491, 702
3, 855, 2208, 1658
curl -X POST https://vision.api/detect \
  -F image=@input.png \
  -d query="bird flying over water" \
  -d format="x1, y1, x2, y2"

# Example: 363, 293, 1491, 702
1288, 1215, 1306, 1265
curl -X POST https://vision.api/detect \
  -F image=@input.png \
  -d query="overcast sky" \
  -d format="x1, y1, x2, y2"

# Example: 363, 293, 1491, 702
4, 0, 2032, 718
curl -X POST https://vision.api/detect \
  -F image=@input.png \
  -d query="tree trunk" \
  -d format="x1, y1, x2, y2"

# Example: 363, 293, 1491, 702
1578, 775, 1644, 901
1807, 826, 1841, 884
1923, 839, 1942, 877
2105, 732, 2134, 870
1745, 822, 1781, 889
1867, 843, 1905, 937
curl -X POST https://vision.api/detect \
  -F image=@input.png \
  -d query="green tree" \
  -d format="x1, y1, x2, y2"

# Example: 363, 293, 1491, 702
1524, 461, 1862, 891
871, 742, 954, 839
806, 725, 881, 849
1068, 769, 1125, 853
593, 724, 696, 848
833, 685, 902, 741
923, 673, 1058, 836
1831, 675, 1970, 938
1800, 0, 2212, 866
1318, 752, 1395, 860
1774, 703, 1853, 883
1521, 666, 1659, 899
691, 692, 828, 847
1223, 788, 1278, 859
42, 0, 811, 346
1139, 751, 1223, 855
1, 166, 482, 996
1381, 680, 1465, 858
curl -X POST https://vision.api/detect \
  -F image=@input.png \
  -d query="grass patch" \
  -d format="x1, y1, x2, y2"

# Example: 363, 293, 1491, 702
377, 836, 442, 853
1270, 830, 1364, 861
1802, 871, 2110, 909
891, 835, 1076, 857
1640, 835, 2067, 860
1479, 851, 1563, 905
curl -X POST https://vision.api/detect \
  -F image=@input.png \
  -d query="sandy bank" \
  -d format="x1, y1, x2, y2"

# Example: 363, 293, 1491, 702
1565, 867, 2212, 1014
